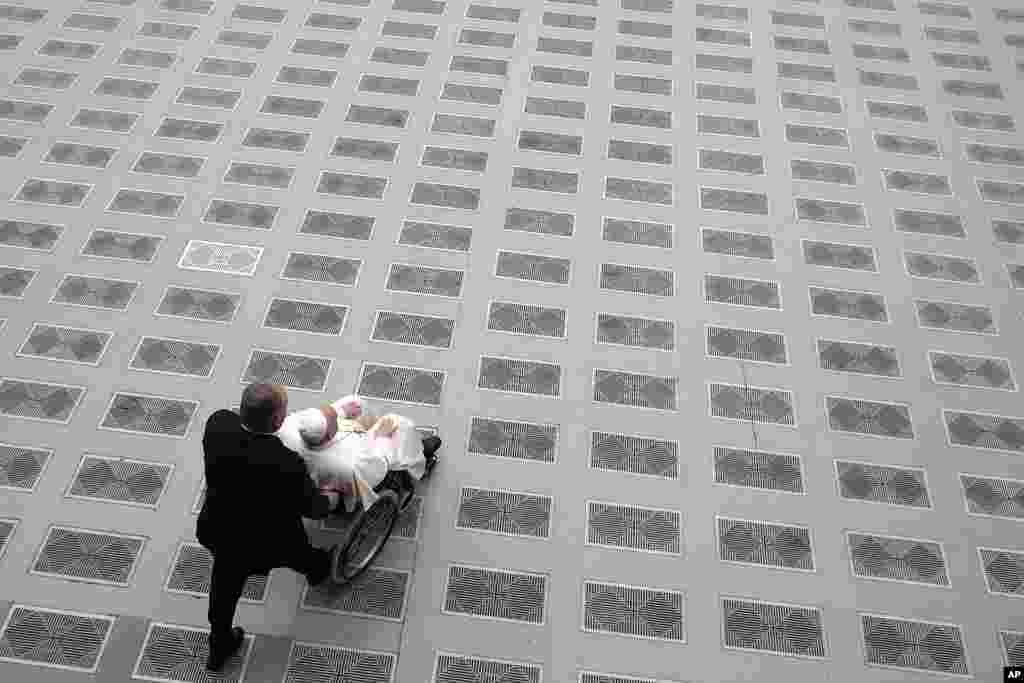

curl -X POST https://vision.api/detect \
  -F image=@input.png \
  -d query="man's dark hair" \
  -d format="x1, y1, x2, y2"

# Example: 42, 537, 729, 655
239, 383, 287, 432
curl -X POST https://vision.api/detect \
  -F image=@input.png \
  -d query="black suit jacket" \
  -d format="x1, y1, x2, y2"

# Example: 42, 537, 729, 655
196, 409, 330, 560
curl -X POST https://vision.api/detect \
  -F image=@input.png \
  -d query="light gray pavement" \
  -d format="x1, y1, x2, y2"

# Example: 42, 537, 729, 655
1, 0, 1024, 681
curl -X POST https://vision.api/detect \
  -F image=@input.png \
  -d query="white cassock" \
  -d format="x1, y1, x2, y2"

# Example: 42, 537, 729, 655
277, 402, 427, 513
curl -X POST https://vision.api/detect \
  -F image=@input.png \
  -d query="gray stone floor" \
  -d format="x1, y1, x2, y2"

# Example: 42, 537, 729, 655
0, 0, 1023, 680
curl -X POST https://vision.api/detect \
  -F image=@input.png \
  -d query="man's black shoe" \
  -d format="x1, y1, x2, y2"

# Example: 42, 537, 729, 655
421, 435, 441, 458
306, 546, 337, 586
206, 626, 245, 672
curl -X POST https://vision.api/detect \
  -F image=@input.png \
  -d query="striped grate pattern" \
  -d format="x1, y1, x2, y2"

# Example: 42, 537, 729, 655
433, 653, 541, 683
130, 337, 220, 377
600, 263, 674, 296
587, 501, 681, 554
99, 393, 198, 437
469, 418, 558, 463
979, 548, 1024, 596
960, 474, 1024, 519
709, 384, 795, 425
583, 581, 684, 641
457, 487, 553, 538
242, 350, 331, 391
714, 448, 803, 493
591, 432, 678, 479
597, 314, 674, 350
860, 614, 968, 675
0, 518, 15, 558
496, 251, 571, 285
722, 598, 826, 658
302, 567, 409, 621
478, 356, 562, 397
0, 605, 113, 672
818, 340, 900, 377
1001, 630, 1024, 667
135, 623, 253, 682
0, 443, 52, 490
264, 299, 348, 335
156, 287, 241, 323
68, 454, 171, 507
487, 301, 567, 338
837, 461, 930, 508
357, 363, 445, 405
827, 397, 913, 439
371, 311, 455, 348
0, 379, 84, 423
284, 644, 395, 683
705, 275, 780, 308
32, 526, 145, 586
444, 565, 547, 624
707, 326, 786, 364
718, 518, 814, 570
848, 533, 949, 586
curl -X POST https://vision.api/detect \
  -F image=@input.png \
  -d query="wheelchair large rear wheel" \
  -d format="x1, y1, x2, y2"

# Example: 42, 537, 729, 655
332, 488, 399, 584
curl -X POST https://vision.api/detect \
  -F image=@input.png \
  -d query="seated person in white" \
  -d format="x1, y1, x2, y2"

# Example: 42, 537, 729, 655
277, 396, 441, 514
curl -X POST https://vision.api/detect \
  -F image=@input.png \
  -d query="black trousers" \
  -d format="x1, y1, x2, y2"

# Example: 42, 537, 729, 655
207, 540, 329, 646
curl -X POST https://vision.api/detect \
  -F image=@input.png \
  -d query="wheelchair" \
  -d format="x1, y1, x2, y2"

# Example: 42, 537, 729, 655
327, 470, 416, 585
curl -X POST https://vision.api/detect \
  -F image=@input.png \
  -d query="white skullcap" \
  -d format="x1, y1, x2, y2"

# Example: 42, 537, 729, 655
294, 408, 328, 447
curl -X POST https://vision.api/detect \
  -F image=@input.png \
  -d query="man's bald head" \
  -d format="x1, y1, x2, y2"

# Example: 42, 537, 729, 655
240, 383, 288, 433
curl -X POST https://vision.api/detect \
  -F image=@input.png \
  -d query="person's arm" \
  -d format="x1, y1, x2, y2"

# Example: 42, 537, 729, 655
281, 446, 334, 519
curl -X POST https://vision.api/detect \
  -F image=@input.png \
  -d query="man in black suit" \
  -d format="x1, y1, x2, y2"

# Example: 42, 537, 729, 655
197, 383, 340, 672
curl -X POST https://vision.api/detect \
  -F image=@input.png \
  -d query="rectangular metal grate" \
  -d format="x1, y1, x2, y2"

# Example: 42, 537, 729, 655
357, 363, 445, 406
178, 240, 263, 276
0, 219, 63, 252
811, 287, 888, 322
468, 417, 558, 463
302, 567, 409, 621
722, 597, 826, 658
155, 286, 241, 323
134, 622, 253, 681
946, 410, 1024, 452
591, 432, 678, 479
496, 250, 571, 285
0, 518, 16, 559
583, 581, 684, 641
905, 251, 979, 283
82, 229, 163, 261
0, 266, 36, 299
371, 311, 455, 348
707, 326, 786, 364
818, 340, 900, 377
457, 487, 552, 539
701, 228, 773, 259
51, 274, 138, 310
597, 314, 674, 351
929, 351, 1015, 390
718, 518, 814, 570
588, 501, 681, 554
594, 369, 678, 411
281, 252, 361, 286
705, 275, 780, 308
860, 614, 968, 675
399, 220, 473, 251
709, 383, 795, 425
203, 199, 278, 230
960, 474, 1024, 520
803, 240, 876, 271
0, 605, 114, 672
68, 454, 172, 507
264, 298, 348, 336
386, 263, 464, 297
848, 532, 949, 586
827, 396, 914, 439
166, 542, 266, 603
714, 447, 803, 493
600, 263, 674, 296
0, 379, 84, 423
487, 301, 567, 338
1001, 630, 1024, 667
0, 442, 52, 491
99, 392, 198, 438
478, 356, 562, 397
130, 337, 220, 377
444, 565, 547, 624
979, 547, 1024, 596
243, 349, 331, 392
505, 207, 575, 237
300, 210, 374, 241
602, 217, 672, 248
17, 323, 112, 365
434, 653, 541, 683
285, 644, 395, 683
32, 525, 146, 586
836, 461, 930, 508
